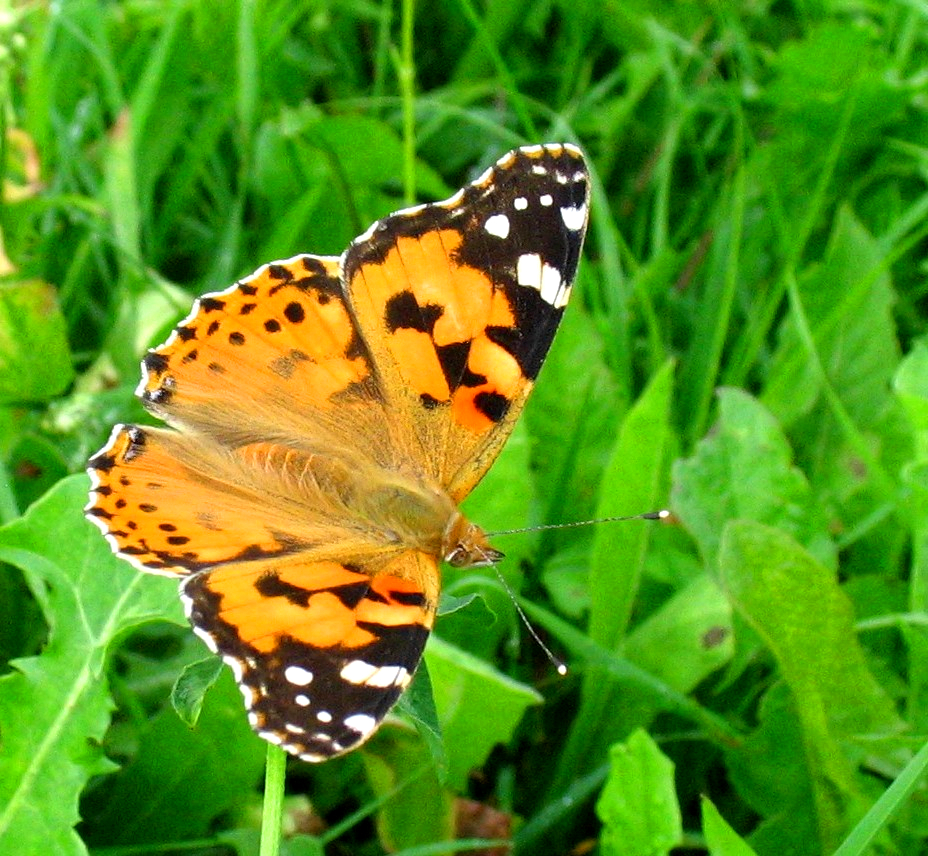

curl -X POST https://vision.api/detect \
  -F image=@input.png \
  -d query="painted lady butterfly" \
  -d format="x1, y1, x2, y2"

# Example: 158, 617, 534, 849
86, 143, 590, 761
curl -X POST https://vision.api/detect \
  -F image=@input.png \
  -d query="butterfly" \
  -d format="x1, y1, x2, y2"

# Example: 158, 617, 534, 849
85, 143, 590, 761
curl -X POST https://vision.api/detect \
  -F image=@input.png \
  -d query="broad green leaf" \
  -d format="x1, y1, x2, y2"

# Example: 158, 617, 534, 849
673, 388, 835, 568
0, 476, 179, 854
720, 521, 902, 850
550, 362, 673, 796
0, 279, 74, 404
80, 669, 266, 847
894, 338, 928, 459
525, 299, 625, 540
701, 797, 758, 856
589, 358, 674, 647
762, 209, 899, 465
895, 344, 928, 731
361, 723, 455, 852
616, 572, 733, 724
724, 684, 819, 852
595, 729, 682, 856
424, 635, 542, 791
396, 658, 445, 778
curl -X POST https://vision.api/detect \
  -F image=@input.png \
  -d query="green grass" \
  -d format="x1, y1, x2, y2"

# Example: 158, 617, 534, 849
2, 1, 928, 854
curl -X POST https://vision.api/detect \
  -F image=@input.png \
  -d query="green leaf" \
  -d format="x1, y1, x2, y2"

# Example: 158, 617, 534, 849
171, 656, 225, 727
0, 279, 75, 404
673, 388, 835, 568
595, 729, 682, 856
525, 299, 625, 538
618, 573, 733, 724
701, 796, 758, 856
395, 658, 446, 778
361, 724, 455, 852
589, 358, 674, 648
720, 521, 902, 849
894, 338, 928, 457
763, 208, 899, 441
424, 635, 542, 791
0, 476, 179, 853
81, 668, 266, 847
723, 684, 819, 852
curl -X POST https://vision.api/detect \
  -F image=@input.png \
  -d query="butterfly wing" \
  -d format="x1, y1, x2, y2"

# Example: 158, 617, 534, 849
181, 551, 436, 760
86, 424, 401, 575
343, 143, 590, 500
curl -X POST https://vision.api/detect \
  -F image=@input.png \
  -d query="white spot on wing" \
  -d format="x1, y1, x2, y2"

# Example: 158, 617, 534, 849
300, 751, 327, 763
560, 204, 587, 231
532, 164, 547, 175
517, 254, 568, 307
340, 660, 378, 684
316, 710, 333, 723
517, 254, 542, 290
539, 194, 553, 206
484, 213, 510, 239
341, 660, 408, 688
295, 694, 310, 707
284, 665, 313, 686
540, 265, 565, 307
514, 197, 528, 211
344, 714, 377, 736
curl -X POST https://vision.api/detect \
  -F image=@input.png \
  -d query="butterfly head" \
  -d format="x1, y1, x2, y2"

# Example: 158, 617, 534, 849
442, 513, 504, 568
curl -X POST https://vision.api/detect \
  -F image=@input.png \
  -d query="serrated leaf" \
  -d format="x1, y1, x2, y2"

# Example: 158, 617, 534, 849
0, 476, 179, 853
0, 279, 75, 403
595, 729, 682, 856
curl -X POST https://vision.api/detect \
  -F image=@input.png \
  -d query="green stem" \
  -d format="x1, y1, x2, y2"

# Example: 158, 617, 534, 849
259, 744, 287, 856
399, 0, 417, 205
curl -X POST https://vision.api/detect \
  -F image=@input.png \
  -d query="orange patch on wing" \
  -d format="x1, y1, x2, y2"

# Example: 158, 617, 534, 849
142, 257, 372, 414
390, 328, 450, 401
222, 591, 377, 652
207, 562, 432, 652
358, 574, 431, 628
87, 426, 290, 573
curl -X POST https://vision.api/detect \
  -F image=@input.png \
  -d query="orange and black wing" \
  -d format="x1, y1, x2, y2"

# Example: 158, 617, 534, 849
181, 552, 437, 760
343, 143, 590, 501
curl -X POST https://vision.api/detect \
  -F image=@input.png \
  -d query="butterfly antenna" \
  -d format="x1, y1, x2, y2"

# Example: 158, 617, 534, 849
488, 508, 671, 538
481, 549, 568, 676
483, 509, 672, 674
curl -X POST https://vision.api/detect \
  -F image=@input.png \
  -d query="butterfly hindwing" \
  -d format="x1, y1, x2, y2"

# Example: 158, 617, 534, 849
181, 552, 437, 760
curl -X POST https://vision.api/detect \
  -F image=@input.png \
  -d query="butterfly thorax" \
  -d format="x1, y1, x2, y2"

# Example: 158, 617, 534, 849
361, 474, 500, 569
